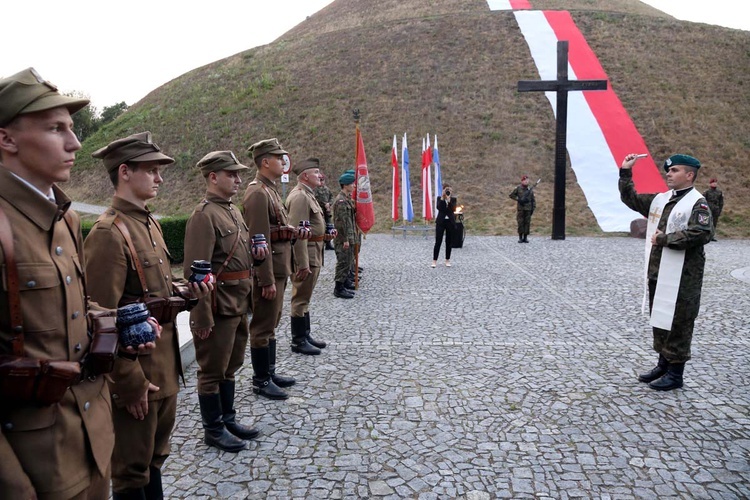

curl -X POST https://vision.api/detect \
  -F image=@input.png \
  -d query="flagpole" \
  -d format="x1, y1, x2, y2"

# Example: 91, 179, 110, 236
352, 109, 360, 290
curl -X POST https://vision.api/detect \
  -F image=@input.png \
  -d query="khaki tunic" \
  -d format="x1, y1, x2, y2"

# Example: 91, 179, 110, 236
83, 196, 182, 490
184, 194, 252, 393
0, 167, 114, 499
285, 183, 326, 316
242, 174, 293, 347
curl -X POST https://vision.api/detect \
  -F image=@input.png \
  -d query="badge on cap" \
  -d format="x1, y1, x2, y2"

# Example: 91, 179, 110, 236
665, 158, 672, 167
230, 151, 239, 164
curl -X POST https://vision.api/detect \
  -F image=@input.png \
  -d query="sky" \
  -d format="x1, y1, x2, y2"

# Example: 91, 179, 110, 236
2, 0, 747, 111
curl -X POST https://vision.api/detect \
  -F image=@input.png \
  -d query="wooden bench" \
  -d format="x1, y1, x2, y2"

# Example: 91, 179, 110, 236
391, 225, 434, 239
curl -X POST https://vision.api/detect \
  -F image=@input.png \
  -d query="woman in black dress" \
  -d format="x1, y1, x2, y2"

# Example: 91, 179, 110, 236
432, 184, 457, 267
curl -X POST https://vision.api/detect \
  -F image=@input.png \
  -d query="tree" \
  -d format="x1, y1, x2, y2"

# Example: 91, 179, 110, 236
66, 91, 99, 141
100, 102, 128, 126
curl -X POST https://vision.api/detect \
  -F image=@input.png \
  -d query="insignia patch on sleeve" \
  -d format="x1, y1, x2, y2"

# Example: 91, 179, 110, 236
699, 202, 709, 210
698, 212, 710, 226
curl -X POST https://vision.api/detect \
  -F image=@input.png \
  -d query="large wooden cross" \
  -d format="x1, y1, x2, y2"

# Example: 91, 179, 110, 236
518, 41, 608, 240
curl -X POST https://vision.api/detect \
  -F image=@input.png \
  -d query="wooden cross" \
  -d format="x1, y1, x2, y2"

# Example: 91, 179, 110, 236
518, 41, 608, 240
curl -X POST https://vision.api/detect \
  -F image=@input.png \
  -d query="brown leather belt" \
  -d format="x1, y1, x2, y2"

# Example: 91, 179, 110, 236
217, 270, 251, 281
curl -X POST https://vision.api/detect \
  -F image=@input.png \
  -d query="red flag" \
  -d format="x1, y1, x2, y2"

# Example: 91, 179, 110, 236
355, 126, 375, 232
391, 135, 399, 221
421, 136, 433, 221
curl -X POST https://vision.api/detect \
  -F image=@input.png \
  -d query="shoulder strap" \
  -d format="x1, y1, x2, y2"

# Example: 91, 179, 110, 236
0, 204, 24, 355
113, 216, 150, 295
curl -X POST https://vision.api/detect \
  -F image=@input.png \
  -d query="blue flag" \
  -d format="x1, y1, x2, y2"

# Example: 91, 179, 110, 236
401, 133, 414, 222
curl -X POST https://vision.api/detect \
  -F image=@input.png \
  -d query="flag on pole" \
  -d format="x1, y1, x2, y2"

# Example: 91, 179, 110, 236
433, 134, 442, 213
401, 133, 414, 222
421, 136, 433, 221
391, 135, 399, 221
354, 125, 375, 233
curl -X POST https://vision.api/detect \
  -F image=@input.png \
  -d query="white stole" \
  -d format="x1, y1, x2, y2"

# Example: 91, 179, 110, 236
643, 188, 703, 330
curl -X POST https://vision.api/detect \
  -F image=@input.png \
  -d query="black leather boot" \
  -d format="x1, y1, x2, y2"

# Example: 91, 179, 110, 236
143, 466, 163, 500
638, 354, 669, 383
649, 362, 685, 391
218, 380, 260, 440
269, 338, 295, 387
304, 312, 327, 349
344, 278, 356, 291
518, 234, 523, 243
198, 393, 247, 452
522, 234, 529, 243
325, 241, 335, 250
250, 346, 288, 400
291, 316, 321, 355
113, 489, 147, 500
334, 281, 354, 298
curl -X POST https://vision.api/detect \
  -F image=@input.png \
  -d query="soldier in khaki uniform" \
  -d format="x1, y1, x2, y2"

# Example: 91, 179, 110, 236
333, 171, 357, 299
183, 151, 269, 452
0, 68, 115, 500
85, 132, 210, 499
242, 138, 304, 400
285, 158, 334, 355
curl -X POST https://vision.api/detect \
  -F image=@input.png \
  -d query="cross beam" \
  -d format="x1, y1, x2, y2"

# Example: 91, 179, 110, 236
518, 41, 607, 240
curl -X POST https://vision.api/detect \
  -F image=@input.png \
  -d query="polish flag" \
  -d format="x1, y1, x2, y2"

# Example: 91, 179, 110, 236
391, 135, 399, 221
514, 10, 667, 232
433, 135, 442, 214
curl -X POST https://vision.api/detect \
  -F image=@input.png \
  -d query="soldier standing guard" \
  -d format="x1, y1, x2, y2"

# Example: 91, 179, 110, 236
619, 153, 713, 391
285, 158, 334, 355
509, 174, 536, 243
0, 67, 115, 500
183, 151, 269, 453
242, 138, 306, 400
314, 174, 335, 250
85, 132, 211, 499
702, 178, 724, 241
333, 171, 357, 299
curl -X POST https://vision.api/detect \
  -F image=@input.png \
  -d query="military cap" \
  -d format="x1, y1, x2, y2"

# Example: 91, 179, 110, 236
0, 67, 89, 127
709, 178, 717, 183
293, 157, 320, 176
521, 174, 529, 181
247, 138, 288, 161
196, 150, 249, 176
339, 170, 355, 185
92, 131, 174, 173
663, 154, 700, 172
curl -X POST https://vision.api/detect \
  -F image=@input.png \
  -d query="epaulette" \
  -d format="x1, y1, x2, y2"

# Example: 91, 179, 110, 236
93, 208, 117, 229
196, 199, 210, 212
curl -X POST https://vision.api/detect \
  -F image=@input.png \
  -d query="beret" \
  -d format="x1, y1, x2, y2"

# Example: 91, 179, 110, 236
0, 67, 89, 126
196, 150, 248, 176
339, 171, 355, 185
92, 131, 174, 173
663, 154, 701, 172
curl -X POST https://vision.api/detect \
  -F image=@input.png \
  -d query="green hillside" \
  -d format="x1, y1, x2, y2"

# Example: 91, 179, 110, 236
69, 0, 750, 237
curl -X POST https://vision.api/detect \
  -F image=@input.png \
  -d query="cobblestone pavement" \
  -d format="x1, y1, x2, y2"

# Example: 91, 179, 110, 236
165, 234, 750, 499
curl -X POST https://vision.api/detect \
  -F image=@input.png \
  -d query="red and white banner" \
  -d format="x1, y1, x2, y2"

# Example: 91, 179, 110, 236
355, 127, 375, 233
487, 0, 531, 10
514, 10, 666, 231
421, 137, 433, 221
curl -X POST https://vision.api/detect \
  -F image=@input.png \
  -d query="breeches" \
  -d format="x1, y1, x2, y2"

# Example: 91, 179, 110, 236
433, 223, 453, 260
194, 314, 249, 394
291, 266, 321, 317
249, 276, 287, 348
517, 210, 532, 234
111, 395, 177, 492
334, 244, 354, 282
648, 279, 699, 363
67, 463, 110, 500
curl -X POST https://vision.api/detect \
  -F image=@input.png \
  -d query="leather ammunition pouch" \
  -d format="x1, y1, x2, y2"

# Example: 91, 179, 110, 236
269, 225, 296, 242
0, 355, 81, 406
141, 296, 186, 326
84, 310, 119, 376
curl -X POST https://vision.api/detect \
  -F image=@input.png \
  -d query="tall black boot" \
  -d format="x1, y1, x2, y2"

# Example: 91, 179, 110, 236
269, 338, 295, 387
638, 354, 669, 383
250, 346, 288, 400
143, 466, 163, 500
518, 233, 523, 243
112, 489, 147, 500
290, 316, 321, 355
334, 281, 354, 299
304, 311, 327, 349
218, 380, 260, 440
198, 393, 247, 452
649, 362, 685, 391
522, 234, 529, 243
